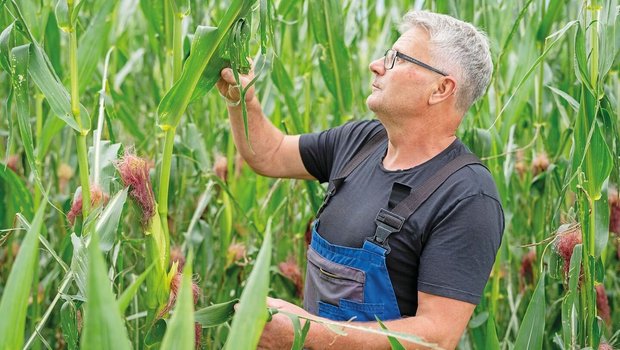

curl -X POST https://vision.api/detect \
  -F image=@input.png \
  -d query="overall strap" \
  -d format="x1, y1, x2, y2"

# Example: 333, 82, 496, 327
315, 128, 388, 218
370, 153, 484, 252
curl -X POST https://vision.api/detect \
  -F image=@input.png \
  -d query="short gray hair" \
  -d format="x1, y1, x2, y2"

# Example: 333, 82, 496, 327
399, 11, 493, 111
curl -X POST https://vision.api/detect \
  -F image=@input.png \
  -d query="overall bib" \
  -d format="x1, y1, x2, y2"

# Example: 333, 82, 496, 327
303, 129, 482, 322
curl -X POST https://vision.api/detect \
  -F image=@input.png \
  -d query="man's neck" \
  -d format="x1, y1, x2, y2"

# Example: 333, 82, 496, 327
380, 111, 460, 171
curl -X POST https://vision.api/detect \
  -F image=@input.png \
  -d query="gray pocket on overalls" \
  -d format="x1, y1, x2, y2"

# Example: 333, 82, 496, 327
303, 247, 366, 315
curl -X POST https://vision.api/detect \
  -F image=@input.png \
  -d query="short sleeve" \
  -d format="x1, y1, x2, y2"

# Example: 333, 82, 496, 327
299, 120, 383, 183
417, 193, 504, 304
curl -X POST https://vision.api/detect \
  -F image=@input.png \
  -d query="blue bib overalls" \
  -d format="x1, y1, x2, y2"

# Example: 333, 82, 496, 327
302, 129, 483, 322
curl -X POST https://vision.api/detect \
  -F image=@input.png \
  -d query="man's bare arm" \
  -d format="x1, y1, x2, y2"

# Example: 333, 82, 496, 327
217, 67, 313, 180
260, 292, 475, 350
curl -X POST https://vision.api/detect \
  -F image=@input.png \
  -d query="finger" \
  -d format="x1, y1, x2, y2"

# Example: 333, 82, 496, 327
220, 68, 235, 84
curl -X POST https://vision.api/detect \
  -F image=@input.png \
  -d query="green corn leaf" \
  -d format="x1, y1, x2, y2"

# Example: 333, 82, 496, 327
172, 0, 190, 16
27, 43, 91, 134
573, 25, 593, 94
0, 22, 15, 73
139, 0, 167, 44
88, 140, 121, 191
308, 0, 353, 117
0, 159, 34, 221
11, 45, 41, 187
195, 299, 239, 328
80, 231, 132, 350
95, 188, 128, 252
224, 221, 272, 350
70, 233, 89, 297
37, 112, 65, 159
157, 0, 256, 129
55, 0, 70, 32
161, 254, 195, 350
376, 318, 406, 350
536, 0, 565, 42
271, 54, 303, 134
514, 274, 546, 350
0, 200, 46, 350
70, 0, 87, 25
60, 300, 79, 350
117, 262, 155, 314
485, 314, 501, 350
571, 87, 613, 200
77, 0, 116, 94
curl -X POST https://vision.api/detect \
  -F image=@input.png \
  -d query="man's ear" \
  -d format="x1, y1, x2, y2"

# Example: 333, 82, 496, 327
428, 76, 457, 105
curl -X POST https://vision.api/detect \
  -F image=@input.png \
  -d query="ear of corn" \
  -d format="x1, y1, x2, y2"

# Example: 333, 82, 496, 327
161, 254, 195, 350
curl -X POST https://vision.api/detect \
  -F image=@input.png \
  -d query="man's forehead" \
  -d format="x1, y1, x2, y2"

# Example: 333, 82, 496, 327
393, 28, 428, 52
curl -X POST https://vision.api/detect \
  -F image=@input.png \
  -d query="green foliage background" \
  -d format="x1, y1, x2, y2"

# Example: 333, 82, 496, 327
0, 0, 618, 349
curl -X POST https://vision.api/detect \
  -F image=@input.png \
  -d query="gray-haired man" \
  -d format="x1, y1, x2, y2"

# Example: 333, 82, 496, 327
217, 10, 503, 350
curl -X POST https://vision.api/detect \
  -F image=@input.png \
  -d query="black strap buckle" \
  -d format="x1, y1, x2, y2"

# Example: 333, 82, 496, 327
367, 209, 405, 253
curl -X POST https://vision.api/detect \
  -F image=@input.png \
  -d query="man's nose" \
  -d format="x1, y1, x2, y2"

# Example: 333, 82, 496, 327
369, 57, 385, 75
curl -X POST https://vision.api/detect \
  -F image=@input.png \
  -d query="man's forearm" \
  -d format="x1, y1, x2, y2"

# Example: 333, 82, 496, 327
304, 315, 450, 350
226, 96, 286, 176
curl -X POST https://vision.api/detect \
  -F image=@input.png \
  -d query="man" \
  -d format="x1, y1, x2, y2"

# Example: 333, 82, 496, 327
217, 10, 503, 350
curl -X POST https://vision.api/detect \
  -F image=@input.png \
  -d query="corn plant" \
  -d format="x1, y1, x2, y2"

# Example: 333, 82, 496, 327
1, 0, 619, 349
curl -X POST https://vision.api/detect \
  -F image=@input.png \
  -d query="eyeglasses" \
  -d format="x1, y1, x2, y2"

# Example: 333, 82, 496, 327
383, 49, 448, 76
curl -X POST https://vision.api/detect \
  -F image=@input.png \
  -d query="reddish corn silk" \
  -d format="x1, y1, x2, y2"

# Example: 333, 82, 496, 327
116, 152, 156, 225
595, 284, 611, 326
67, 185, 110, 224
519, 249, 536, 289
598, 342, 614, 350
227, 242, 246, 264
158, 272, 201, 319
531, 152, 549, 176
609, 187, 619, 235
6, 154, 20, 173
170, 246, 186, 271
554, 224, 582, 277
194, 322, 202, 349
279, 257, 303, 298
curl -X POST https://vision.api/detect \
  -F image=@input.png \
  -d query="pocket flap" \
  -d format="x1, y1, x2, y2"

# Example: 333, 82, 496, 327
307, 248, 365, 284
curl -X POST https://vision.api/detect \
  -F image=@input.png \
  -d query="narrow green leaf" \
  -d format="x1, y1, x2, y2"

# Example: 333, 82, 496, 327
225, 222, 272, 350
60, 300, 79, 350
11, 45, 39, 182
80, 231, 132, 350
95, 188, 128, 252
77, 0, 116, 93
0, 200, 46, 350
0, 22, 15, 73
194, 299, 238, 328
484, 314, 501, 350
161, 254, 195, 350
88, 140, 121, 191
536, 0, 565, 42
55, 0, 70, 31
70, 233, 89, 297
27, 43, 90, 133
117, 263, 155, 314
308, 0, 353, 117
377, 318, 406, 350
514, 274, 546, 350
271, 54, 303, 133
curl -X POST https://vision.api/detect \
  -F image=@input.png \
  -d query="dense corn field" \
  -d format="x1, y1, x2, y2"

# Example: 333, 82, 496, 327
0, 0, 619, 349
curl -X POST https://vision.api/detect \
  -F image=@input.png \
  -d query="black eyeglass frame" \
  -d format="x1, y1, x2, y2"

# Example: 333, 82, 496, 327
384, 49, 448, 76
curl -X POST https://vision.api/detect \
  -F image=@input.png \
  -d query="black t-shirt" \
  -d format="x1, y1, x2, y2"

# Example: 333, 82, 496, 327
299, 120, 504, 316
